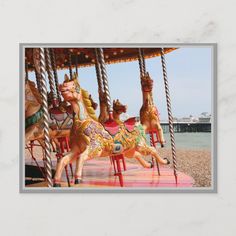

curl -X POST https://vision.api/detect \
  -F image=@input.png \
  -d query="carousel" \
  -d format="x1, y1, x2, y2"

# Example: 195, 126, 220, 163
24, 47, 194, 188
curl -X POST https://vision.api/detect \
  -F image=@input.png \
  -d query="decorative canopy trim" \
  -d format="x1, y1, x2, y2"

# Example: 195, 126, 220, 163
25, 48, 177, 71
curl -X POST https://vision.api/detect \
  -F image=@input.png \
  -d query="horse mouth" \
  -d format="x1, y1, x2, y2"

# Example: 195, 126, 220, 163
115, 107, 127, 113
60, 88, 70, 95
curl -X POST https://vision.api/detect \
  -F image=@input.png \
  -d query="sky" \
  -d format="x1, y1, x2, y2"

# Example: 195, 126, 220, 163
28, 47, 212, 121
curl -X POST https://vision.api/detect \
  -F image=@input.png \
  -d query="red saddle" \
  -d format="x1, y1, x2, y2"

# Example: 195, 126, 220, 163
104, 117, 138, 135
103, 119, 120, 136
124, 117, 138, 132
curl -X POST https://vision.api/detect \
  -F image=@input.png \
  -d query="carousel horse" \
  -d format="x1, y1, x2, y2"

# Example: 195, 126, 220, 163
49, 92, 98, 130
25, 79, 49, 144
113, 99, 127, 124
99, 94, 127, 124
25, 80, 69, 146
140, 72, 165, 147
53, 73, 170, 187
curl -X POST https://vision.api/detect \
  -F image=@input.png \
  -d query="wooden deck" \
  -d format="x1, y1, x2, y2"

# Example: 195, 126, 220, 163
27, 159, 194, 188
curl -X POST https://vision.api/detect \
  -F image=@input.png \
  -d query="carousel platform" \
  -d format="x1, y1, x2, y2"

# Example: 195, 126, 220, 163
27, 158, 194, 188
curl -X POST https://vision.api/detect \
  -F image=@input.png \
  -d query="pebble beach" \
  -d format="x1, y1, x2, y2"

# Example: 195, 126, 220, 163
158, 148, 211, 187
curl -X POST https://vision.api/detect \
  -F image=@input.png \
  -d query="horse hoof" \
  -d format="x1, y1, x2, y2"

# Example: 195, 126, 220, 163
164, 158, 170, 165
53, 183, 61, 187
74, 179, 82, 184
148, 161, 154, 168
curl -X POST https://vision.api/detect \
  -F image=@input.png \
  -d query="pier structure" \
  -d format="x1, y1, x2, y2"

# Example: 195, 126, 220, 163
161, 121, 211, 133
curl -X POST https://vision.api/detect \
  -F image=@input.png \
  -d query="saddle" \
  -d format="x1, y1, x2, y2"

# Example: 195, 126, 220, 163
103, 119, 120, 136
49, 105, 73, 121
103, 117, 138, 136
124, 117, 138, 132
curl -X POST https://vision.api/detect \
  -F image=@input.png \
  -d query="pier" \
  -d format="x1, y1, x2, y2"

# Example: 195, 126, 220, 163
161, 122, 211, 133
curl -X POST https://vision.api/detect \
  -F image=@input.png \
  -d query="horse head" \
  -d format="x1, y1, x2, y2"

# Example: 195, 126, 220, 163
25, 80, 42, 112
59, 73, 81, 102
141, 72, 153, 92
113, 99, 127, 115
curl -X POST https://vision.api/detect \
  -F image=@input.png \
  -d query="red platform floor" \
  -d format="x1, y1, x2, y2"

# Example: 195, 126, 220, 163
28, 158, 194, 188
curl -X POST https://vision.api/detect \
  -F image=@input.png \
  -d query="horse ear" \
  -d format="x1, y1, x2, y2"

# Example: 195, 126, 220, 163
64, 74, 69, 82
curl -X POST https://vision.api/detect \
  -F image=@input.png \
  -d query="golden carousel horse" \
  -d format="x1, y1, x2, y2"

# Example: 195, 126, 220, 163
98, 92, 127, 124
113, 99, 127, 124
53, 73, 170, 187
140, 72, 165, 147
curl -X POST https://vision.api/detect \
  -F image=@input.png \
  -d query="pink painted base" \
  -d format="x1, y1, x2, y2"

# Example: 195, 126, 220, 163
28, 159, 194, 188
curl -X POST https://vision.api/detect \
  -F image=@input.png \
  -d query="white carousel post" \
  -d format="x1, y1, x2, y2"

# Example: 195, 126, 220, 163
96, 48, 113, 120
160, 48, 178, 182
33, 48, 53, 187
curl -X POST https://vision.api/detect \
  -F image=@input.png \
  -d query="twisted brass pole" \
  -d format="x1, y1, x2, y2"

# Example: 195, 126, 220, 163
45, 49, 58, 106
160, 48, 177, 181
68, 50, 73, 80
75, 54, 78, 76
96, 48, 113, 119
38, 48, 53, 187
94, 49, 104, 95
49, 48, 61, 103
138, 48, 145, 77
141, 49, 146, 74
34, 68, 42, 95
25, 61, 29, 81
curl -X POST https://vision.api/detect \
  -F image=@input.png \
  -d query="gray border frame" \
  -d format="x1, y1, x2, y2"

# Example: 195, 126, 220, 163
19, 43, 217, 193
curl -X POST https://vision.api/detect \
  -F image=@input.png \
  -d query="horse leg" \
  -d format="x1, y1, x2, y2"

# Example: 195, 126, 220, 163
53, 151, 77, 187
137, 146, 169, 165
124, 149, 152, 168
74, 148, 89, 184
133, 151, 153, 168
155, 123, 165, 147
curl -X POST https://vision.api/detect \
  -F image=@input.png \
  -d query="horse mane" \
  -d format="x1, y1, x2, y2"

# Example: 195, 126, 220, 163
81, 88, 98, 121
26, 80, 42, 104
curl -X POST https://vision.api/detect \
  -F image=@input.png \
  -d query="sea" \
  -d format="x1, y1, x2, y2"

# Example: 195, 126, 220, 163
147, 132, 212, 150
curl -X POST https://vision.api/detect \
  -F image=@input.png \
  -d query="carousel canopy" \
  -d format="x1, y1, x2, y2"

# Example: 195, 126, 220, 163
25, 48, 176, 71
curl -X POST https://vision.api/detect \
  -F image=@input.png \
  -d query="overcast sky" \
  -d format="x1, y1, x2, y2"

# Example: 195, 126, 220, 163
29, 47, 212, 120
